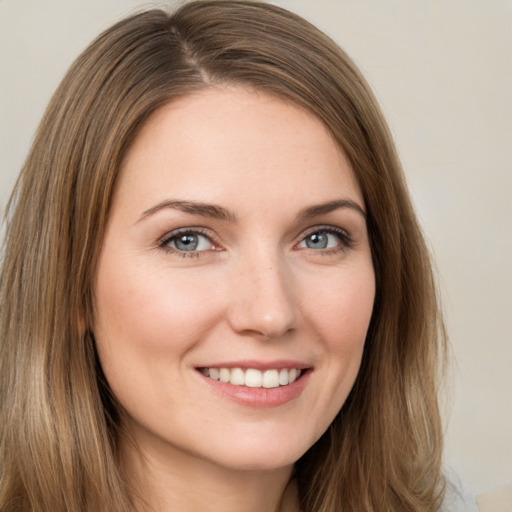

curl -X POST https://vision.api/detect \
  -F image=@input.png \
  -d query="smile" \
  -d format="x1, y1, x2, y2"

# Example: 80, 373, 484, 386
199, 367, 303, 388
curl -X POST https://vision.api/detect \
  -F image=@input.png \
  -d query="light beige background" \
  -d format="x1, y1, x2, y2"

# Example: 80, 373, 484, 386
1, 1, 511, 510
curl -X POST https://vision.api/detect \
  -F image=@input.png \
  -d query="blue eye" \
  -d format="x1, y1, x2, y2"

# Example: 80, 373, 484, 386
163, 231, 213, 253
297, 229, 348, 251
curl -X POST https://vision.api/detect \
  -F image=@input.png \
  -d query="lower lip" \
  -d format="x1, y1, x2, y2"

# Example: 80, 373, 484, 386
197, 370, 311, 408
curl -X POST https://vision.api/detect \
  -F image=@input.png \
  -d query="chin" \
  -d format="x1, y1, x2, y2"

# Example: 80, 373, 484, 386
193, 430, 317, 473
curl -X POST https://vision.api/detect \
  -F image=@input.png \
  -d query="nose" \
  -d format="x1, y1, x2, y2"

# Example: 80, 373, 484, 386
226, 250, 299, 340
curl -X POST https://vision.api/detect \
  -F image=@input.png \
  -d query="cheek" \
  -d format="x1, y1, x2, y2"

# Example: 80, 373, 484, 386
94, 256, 217, 353
311, 267, 374, 396
92, 257, 226, 414
93, 256, 220, 415
314, 268, 375, 346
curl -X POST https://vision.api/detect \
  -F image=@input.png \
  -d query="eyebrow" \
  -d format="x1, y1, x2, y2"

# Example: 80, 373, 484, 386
297, 199, 366, 220
138, 200, 238, 223
137, 197, 366, 224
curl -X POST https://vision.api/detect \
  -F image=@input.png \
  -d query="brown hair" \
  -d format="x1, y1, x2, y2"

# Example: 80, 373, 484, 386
0, 2, 447, 511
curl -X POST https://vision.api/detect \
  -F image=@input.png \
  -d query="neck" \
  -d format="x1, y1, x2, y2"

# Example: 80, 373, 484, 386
120, 432, 299, 512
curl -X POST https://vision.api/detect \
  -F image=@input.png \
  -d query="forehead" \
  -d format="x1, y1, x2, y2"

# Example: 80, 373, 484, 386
114, 86, 363, 215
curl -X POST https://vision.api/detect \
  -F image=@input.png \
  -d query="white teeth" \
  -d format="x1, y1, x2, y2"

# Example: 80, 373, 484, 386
245, 368, 262, 387
263, 369, 279, 388
230, 367, 245, 386
219, 368, 230, 383
201, 367, 303, 388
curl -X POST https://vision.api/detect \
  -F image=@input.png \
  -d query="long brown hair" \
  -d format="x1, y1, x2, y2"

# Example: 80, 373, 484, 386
0, 2, 447, 511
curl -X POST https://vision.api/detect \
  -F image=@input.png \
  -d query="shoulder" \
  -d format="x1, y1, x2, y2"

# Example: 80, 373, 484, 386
476, 485, 512, 512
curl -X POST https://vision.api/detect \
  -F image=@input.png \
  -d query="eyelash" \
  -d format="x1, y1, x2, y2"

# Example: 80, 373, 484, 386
158, 226, 353, 258
159, 227, 218, 258
297, 226, 353, 255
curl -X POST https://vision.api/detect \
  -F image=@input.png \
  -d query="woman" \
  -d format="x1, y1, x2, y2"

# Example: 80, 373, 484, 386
0, 1, 447, 511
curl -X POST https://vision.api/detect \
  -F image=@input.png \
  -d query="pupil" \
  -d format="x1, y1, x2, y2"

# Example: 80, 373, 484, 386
307, 232, 327, 249
176, 234, 198, 251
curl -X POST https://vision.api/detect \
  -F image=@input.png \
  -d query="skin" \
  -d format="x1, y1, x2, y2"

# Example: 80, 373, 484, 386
94, 86, 375, 512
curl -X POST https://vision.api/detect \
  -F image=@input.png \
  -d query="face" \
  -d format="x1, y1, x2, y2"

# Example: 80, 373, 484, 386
94, 87, 375, 473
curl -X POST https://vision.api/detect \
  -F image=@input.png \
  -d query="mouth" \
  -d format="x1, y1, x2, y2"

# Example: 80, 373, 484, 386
198, 367, 304, 389
196, 363, 312, 407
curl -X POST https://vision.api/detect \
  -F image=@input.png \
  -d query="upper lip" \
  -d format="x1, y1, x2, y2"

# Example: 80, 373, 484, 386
196, 360, 312, 371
